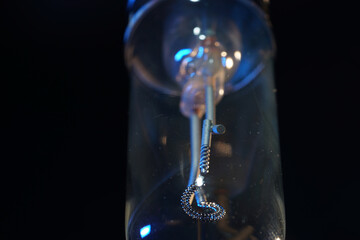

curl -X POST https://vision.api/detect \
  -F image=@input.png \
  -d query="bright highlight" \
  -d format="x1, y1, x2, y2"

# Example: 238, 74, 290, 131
225, 57, 234, 69
174, 49, 192, 61
199, 34, 206, 40
234, 51, 241, 60
193, 27, 201, 35
140, 225, 151, 238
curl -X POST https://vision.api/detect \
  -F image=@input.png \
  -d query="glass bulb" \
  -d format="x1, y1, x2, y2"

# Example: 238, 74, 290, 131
124, 0, 285, 240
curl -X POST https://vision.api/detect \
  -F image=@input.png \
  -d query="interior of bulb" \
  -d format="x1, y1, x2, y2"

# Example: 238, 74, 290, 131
178, 36, 230, 118
163, 7, 242, 98
125, 0, 283, 230
125, 0, 274, 96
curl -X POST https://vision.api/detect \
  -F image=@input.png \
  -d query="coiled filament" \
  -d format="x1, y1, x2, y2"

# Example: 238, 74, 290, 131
181, 184, 226, 222
199, 145, 210, 174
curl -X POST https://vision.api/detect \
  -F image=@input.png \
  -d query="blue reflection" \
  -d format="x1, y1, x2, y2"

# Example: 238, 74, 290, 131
174, 49, 192, 61
140, 225, 151, 238
221, 57, 226, 67
127, 0, 136, 9
197, 46, 204, 58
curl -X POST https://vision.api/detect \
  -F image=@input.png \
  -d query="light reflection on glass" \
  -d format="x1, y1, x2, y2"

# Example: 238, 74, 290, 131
174, 48, 192, 61
225, 57, 234, 69
199, 34, 206, 40
234, 50, 242, 60
193, 27, 201, 35
219, 88, 224, 96
197, 46, 204, 57
221, 57, 226, 67
140, 225, 151, 238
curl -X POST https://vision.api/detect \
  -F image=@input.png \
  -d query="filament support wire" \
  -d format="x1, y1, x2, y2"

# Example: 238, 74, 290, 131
181, 85, 226, 222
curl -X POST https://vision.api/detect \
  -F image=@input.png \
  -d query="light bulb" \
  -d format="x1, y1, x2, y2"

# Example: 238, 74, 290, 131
125, 0, 284, 239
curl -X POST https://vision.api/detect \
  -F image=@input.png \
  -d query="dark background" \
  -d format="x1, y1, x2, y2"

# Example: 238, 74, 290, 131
2, 0, 359, 239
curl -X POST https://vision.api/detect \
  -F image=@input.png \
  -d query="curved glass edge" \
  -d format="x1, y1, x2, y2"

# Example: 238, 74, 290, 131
125, 0, 270, 43
124, 0, 276, 96
127, 0, 270, 16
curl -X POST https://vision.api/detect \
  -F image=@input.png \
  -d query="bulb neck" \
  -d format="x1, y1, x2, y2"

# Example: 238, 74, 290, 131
127, 0, 269, 17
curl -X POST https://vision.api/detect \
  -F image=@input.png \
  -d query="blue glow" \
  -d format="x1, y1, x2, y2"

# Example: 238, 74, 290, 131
221, 57, 226, 67
197, 46, 204, 58
140, 225, 151, 238
174, 49, 192, 61
124, 1, 155, 42
127, 0, 136, 9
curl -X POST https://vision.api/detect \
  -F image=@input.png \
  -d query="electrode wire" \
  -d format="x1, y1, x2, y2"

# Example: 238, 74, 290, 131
181, 84, 226, 222
188, 113, 201, 187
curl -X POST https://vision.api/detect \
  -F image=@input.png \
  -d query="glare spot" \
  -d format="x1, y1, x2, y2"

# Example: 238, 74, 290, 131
219, 89, 224, 96
140, 225, 151, 238
275, 238, 281, 240
199, 34, 206, 40
195, 176, 204, 186
220, 51, 227, 57
190, 0, 200, 2
225, 57, 234, 69
193, 27, 201, 35
234, 51, 242, 60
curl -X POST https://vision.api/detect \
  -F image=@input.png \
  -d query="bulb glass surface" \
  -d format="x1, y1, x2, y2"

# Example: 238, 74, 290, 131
125, 0, 285, 239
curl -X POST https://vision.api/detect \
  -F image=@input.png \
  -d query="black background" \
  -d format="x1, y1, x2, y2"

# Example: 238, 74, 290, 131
2, 0, 359, 239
